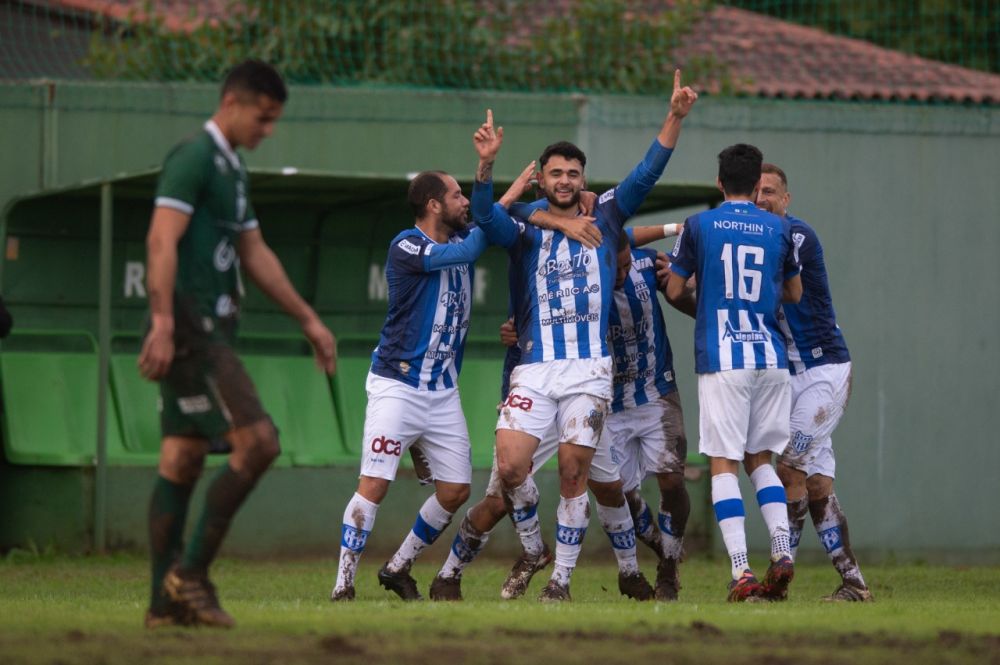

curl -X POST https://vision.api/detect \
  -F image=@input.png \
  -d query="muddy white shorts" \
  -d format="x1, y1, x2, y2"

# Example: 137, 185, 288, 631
359, 373, 472, 484
497, 357, 612, 449
779, 361, 851, 478
697, 368, 790, 461
606, 391, 687, 492
484, 425, 620, 497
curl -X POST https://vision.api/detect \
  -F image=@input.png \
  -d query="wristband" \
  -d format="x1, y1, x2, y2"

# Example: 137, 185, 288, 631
662, 223, 680, 237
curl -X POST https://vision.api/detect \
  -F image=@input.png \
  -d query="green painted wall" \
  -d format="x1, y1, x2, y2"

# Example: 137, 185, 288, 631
1, 82, 998, 560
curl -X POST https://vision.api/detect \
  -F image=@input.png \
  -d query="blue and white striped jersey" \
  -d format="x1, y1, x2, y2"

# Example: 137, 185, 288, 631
778, 214, 850, 374
370, 225, 488, 390
609, 246, 677, 412
473, 139, 675, 365
670, 201, 800, 373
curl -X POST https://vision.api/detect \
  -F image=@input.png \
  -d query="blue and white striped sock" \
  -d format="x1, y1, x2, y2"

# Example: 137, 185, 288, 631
388, 493, 453, 572
438, 512, 491, 580
712, 473, 749, 580
506, 477, 544, 558
750, 465, 791, 560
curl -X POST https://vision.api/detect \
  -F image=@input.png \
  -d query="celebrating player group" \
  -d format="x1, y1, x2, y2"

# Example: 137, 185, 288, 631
142, 61, 870, 628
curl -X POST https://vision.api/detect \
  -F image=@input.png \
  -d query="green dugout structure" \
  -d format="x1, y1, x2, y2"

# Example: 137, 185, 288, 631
0, 168, 719, 557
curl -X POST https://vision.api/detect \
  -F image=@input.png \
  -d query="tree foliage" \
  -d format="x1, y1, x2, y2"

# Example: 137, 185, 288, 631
83, 0, 734, 94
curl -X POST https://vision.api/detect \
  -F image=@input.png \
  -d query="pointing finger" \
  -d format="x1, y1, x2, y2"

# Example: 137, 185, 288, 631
486, 109, 493, 129
674, 69, 681, 91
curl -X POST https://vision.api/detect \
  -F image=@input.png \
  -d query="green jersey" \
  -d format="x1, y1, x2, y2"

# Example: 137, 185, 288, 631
154, 120, 258, 343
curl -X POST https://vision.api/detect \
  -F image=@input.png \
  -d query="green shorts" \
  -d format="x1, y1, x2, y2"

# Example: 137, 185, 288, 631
155, 314, 268, 444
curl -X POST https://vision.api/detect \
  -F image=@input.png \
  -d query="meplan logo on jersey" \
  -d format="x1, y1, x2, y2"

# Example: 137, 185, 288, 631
722, 319, 769, 344
371, 435, 402, 456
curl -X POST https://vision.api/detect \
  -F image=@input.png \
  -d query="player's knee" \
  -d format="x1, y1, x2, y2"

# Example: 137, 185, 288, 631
777, 461, 806, 491
159, 440, 207, 484
659, 472, 685, 493
497, 459, 528, 489
436, 484, 471, 512
588, 479, 624, 507
806, 474, 833, 500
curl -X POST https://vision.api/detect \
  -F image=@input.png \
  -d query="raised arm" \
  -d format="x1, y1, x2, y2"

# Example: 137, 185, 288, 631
238, 229, 337, 375
615, 70, 699, 218
472, 109, 522, 247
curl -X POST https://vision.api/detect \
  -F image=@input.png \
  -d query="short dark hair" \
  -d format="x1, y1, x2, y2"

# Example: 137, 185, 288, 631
407, 171, 449, 218
761, 163, 788, 189
717, 144, 763, 197
221, 59, 288, 103
539, 141, 587, 170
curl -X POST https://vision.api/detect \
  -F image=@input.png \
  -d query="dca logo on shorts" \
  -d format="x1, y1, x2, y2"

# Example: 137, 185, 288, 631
502, 393, 533, 411
371, 435, 402, 456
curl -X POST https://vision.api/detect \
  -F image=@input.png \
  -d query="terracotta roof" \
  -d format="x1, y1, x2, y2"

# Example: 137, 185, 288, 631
677, 6, 1000, 104
35, 0, 1000, 104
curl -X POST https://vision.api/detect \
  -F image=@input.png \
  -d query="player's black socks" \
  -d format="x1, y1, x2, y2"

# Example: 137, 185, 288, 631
148, 475, 195, 611
660, 484, 690, 538
181, 464, 257, 574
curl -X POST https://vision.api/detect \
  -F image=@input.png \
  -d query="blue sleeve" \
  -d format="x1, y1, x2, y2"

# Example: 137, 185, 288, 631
472, 180, 521, 248
613, 139, 674, 218
782, 219, 802, 280
669, 217, 697, 278
509, 198, 549, 220
626, 226, 637, 248
423, 226, 489, 271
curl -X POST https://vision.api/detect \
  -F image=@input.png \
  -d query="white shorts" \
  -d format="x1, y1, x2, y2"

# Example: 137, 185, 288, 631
606, 391, 687, 493
698, 369, 790, 461
497, 357, 612, 449
359, 373, 472, 484
779, 362, 852, 478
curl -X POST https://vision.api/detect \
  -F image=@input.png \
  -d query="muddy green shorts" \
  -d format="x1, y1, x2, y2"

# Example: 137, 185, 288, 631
155, 315, 268, 444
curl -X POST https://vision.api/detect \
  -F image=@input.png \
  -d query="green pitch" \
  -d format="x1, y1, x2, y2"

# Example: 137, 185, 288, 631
1, 553, 997, 664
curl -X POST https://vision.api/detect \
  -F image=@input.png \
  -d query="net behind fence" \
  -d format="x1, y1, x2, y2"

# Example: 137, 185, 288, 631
2, 0, 999, 100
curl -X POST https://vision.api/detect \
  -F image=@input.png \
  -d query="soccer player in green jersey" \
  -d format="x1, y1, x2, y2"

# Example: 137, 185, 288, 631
138, 60, 336, 629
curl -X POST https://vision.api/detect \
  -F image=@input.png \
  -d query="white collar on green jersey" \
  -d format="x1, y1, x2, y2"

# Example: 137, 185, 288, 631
204, 120, 241, 171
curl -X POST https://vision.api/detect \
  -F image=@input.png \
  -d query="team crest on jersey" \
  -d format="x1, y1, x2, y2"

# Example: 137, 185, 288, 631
722, 320, 769, 344
633, 279, 651, 302
213, 238, 237, 271
791, 430, 814, 453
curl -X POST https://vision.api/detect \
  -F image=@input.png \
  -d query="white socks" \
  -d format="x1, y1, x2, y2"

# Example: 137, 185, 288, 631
333, 492, 379, 593
438, 512, 491, 580
551, 493, 590, 587
711, 473, 748, 580
750, 465, 791, 560
387, 493, 454, 573
506, 477, 544, 558
596, 502, 639, 575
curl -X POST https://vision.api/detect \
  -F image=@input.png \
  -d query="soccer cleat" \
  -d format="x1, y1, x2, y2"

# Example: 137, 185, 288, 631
500, 544, 554, 600
760, 555, 795, 601
617, 571, 654, 601
727, 569, 763, 602
143, 601, 191, 629
654, 557, 681, 601
377, 562, 423, 601
163, 567, 235, 628
538, 579, 571, 602
330, 585, 355, 602
823, 581, 874, 602
429, 575, 463, 601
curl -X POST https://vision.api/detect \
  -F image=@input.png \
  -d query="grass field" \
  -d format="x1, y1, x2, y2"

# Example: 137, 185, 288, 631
0, 553, 997, 664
